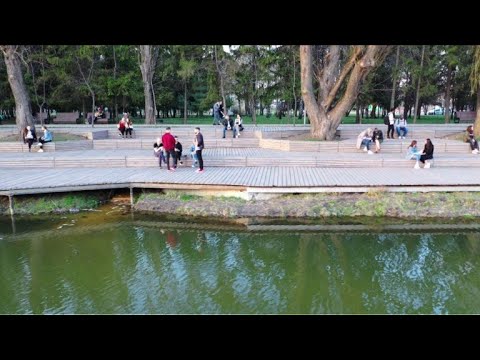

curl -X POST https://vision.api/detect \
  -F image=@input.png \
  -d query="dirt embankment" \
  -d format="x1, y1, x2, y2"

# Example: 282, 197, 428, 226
133, 191, 480, 219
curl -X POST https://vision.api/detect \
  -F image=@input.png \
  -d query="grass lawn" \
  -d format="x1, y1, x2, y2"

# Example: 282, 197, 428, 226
0, 114, 457, 126
148, 114, 452, 125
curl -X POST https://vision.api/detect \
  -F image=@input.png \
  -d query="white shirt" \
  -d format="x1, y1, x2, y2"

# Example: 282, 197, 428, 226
388, 112, 394, 125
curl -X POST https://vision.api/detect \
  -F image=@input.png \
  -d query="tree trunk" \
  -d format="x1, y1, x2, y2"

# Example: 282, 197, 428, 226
139, 45, 158, 124
390, 46, 400, 110
214, 46, 227, 123
293, 48, 298, 127
1, 45, 35, 134
444, 64, 453, 123
82, 98, 86, 121
413, 45, 425, 124
300, 45, 390, 140
370, 104, 377, 118
355, 100, 360, 123
113, 46, 118, 119
184, 81, 187, 124
474, 87, 480, 138
250, 95, 256, 125
91, 92, 96, 128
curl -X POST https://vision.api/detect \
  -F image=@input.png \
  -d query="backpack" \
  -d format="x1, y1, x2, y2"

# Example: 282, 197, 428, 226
383, 115, 389, 125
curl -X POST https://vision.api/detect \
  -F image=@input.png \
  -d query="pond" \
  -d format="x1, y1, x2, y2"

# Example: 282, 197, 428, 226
1, 208, 479, 314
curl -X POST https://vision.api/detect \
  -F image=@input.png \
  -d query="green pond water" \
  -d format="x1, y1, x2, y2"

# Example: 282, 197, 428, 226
1, 207, 479, 314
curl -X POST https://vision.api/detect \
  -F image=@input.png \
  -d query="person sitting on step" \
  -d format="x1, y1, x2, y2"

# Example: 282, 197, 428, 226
465, 125, 479, 154
406, 140, 423, 169
419, 138, 434, 168
222, 115, 237, 138
372, 127, 384, 153
174, 136, 183, 165
234, 114, 243, 137
125, 114, 134, 138
117, 115, 127, 138
395, 117, 408, 139
37, 126, 53, 152
23, 125, 37, 152
356, 128, 374, 155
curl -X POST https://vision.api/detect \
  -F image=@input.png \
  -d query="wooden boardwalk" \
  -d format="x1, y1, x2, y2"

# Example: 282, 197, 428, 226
0, 147, 479, 169
1, 123, 479, 199
2, 167, 480, 196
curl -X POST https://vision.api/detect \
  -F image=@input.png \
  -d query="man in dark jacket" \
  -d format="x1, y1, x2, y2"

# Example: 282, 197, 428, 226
194, 127, 204, 173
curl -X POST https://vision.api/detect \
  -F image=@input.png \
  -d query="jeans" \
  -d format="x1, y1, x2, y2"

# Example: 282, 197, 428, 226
361, 139, 371, 150
196, 149, 203, 170
190, 145, 198, 161
396, 126, 408, 137
223, 126, 237, 138
154, 150, 166, 167
165, 149, 177, 170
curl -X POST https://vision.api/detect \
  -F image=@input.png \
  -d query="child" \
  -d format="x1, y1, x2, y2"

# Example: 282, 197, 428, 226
189, 144, 198, 167
406, 140, 422, 169
153, 137, 166, 168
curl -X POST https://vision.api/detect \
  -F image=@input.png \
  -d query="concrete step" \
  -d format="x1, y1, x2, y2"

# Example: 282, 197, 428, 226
1, 149, 479, 169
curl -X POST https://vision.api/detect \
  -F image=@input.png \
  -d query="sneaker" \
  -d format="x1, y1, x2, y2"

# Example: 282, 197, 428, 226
473, 149, 479, 154
179, 161, 183, 165
195, 169, 204, 173
191, 164, 196, 168
414, 162, 420, 169
367, 150, 374, 155
424, 162, 431, 169
363, 147, 368, 152
38, 149, 44, 153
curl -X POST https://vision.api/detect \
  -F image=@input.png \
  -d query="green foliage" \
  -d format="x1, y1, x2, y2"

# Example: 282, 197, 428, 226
1, 45, 478, 125
14, 193, 101, 214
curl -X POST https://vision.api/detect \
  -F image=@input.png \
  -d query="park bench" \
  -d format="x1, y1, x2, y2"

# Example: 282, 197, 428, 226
87, 112, 110, 124
454, 111, 476, 124
53, 112, 79, 124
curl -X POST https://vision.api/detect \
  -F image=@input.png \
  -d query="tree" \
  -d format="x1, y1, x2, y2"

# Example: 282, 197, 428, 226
0, 45, 35, 134
413, 45, 426, 123
214, 45, 228, 120
470, 45, 480, 137
390, 46, 400, 111
300, 45, 391, 140
139, 45, 159, 124
74, 45, 101, 128
24, 45, 49, 124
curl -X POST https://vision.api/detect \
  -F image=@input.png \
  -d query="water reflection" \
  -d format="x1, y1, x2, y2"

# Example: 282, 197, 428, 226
0, 215, 480, 314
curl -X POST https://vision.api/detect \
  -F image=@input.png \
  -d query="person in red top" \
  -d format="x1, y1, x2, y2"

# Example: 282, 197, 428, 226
117, 115, 127, 138
161, 127, 177, 171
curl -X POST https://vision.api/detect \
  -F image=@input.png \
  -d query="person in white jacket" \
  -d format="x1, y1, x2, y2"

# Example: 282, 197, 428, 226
356, 128, 374, 155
